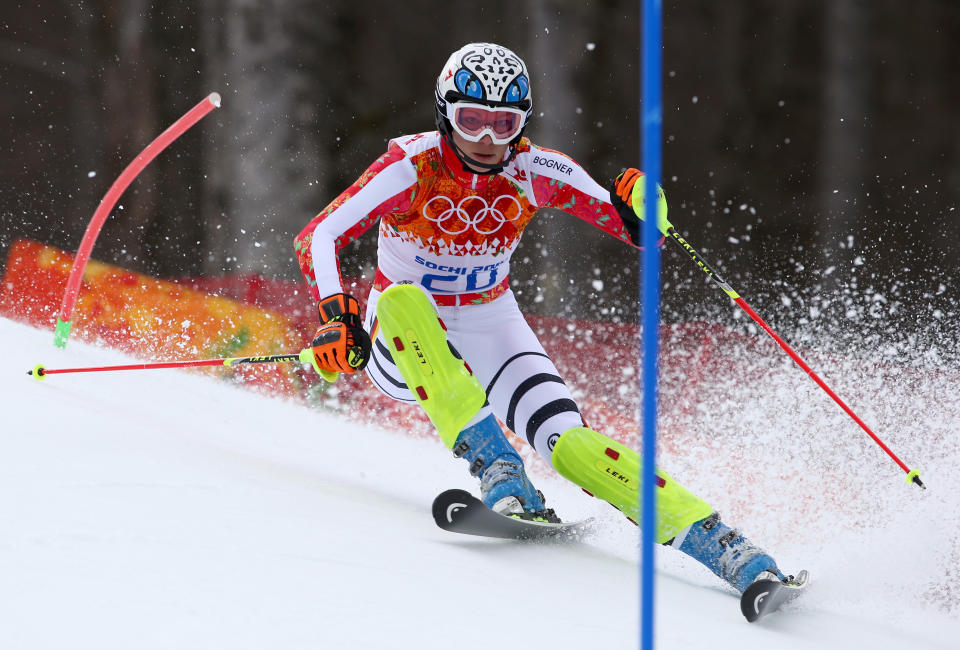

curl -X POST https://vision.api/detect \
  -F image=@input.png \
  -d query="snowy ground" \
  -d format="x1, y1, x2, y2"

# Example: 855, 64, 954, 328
3, 316, 958, 650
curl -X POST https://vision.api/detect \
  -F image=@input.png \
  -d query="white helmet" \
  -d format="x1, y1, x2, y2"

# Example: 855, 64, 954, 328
434, 42, 532, 172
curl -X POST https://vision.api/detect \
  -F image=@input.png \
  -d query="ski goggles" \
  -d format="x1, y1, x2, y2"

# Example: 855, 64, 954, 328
446, 102, 527, 145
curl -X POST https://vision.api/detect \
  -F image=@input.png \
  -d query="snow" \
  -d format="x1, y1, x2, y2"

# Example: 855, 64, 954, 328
3, 316, 958, 649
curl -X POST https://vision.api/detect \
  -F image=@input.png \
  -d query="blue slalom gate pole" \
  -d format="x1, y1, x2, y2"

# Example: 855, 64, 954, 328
640, 1, 663, 649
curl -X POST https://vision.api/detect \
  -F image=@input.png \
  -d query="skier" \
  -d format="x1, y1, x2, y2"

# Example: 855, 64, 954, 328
295, 42, 791, 594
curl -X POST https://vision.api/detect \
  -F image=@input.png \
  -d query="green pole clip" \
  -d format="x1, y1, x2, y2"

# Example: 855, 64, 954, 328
53, 317, 73, 349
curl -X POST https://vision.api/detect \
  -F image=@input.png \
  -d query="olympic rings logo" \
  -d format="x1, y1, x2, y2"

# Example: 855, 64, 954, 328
422, 195, 522, 235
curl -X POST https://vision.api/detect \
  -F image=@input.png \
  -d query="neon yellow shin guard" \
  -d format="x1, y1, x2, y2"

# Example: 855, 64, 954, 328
376, 284, 486, 448
552, 427, 714, 543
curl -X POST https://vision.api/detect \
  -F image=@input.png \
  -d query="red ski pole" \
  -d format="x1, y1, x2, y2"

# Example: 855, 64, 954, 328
28, 349, 338, 382
663, 226, 924, 489
626, 182, 924, 489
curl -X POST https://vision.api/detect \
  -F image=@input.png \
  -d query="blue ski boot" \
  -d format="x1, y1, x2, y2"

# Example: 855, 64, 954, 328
452, 413, 559, 523
668, 512, 785, 593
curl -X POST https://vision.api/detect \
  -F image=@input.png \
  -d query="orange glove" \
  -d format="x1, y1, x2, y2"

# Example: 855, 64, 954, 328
613, 168, 644, 207
610, 168, 645, 245
310, 293, 371, 374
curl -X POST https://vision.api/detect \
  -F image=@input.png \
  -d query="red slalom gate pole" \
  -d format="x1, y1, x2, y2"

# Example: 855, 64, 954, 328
53, 92, 221, 349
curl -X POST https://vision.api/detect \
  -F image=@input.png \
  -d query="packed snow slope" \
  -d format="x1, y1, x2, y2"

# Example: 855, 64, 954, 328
3, 316, 958, 650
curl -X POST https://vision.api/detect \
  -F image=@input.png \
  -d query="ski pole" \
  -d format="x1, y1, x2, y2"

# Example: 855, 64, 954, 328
28, 349, 339, 383
664, 226, 924, 488
629, 187, 924, 488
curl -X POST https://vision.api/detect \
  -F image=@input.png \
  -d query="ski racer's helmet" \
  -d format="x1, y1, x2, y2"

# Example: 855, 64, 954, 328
435, 42, 532, 173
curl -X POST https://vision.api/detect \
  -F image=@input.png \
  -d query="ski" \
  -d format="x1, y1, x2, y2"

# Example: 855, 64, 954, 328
740, 570, 809, 622
432, 489, 593, 541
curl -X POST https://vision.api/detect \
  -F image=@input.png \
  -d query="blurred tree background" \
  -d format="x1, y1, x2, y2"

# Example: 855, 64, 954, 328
2, 0, 958, 355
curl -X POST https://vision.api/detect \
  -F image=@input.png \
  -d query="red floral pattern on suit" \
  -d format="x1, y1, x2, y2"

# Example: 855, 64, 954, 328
295, 131, 639, 303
